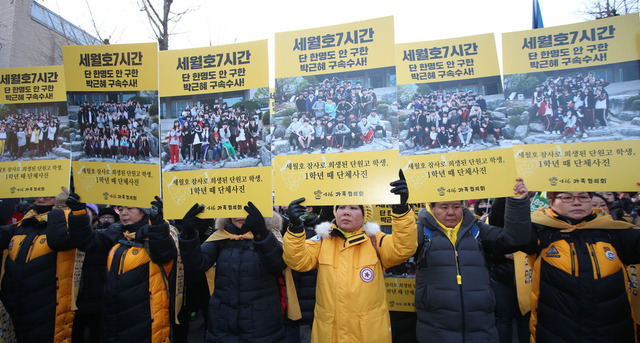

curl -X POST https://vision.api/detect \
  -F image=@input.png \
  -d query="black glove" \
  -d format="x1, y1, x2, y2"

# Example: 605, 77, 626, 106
243, 201, 268, 241
182, 203, 205, 239
149, 196, 164, 225
65, 192, 85, 212
390, 169, 409, 213
286, 198, 306, 233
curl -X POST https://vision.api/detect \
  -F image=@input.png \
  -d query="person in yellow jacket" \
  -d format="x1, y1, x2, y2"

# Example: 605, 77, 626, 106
283, 170, 417, 343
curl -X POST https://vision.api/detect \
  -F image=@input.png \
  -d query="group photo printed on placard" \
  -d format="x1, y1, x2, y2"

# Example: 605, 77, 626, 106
272, 67, 398, 155
67, 92, 160, 164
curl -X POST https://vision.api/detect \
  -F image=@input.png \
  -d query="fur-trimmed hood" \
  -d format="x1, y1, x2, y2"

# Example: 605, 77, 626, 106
214, 211, 283, 232
315, 220, 380, 239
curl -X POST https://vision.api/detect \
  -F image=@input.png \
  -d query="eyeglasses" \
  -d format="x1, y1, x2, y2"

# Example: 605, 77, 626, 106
556, 195, 591, 203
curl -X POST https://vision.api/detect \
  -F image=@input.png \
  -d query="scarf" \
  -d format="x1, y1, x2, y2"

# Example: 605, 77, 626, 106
121, 219, 148, 241
531, 208, 637, 232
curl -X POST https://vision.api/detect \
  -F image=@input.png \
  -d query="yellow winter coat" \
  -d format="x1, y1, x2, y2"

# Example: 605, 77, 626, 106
283, 208, 417, 343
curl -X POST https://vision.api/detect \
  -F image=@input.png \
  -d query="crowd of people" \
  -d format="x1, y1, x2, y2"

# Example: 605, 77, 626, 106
0, 111, 62, 160
165, 102, 261, 165
78, 100, 154, 162
283, 78, 388, 153
0, 181, 638, 343
404, 90, 500, 151
528, 71, 611, 142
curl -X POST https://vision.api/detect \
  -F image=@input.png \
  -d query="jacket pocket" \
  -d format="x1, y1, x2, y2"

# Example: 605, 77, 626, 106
358, 307, 391, 343
312, 308, 335, 342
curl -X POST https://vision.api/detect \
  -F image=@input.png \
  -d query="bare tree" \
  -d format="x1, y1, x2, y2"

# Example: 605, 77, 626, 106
84, 0, 115, 44
582, 0, 639, 19
138, 0, 189, 50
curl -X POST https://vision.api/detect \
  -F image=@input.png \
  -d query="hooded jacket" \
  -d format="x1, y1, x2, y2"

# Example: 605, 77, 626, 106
283, 207, 417, 343
522, 208, 640, 342
65, 209, 177, 343
0, 208, 77, 343
179, 213, 286, 343
415, 197, 530, 343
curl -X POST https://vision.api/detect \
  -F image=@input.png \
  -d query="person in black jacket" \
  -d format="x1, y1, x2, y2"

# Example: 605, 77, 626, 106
62, 194, 178, 343
179, 202, 287, 342
486, 197, 531, 343
0, 194, 77, 343
73, 203, 109, 343
522, 191, 640, 342
414, 178, 530, 343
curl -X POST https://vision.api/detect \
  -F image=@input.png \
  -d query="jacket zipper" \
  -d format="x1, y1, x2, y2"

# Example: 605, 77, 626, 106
588, 243, 601, 279
570, 243, 577, 276
26, 240, 35, 263
119, 247, 129, 276
449, 236, 465, 340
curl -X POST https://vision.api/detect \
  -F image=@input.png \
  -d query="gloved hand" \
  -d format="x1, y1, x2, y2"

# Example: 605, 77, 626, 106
286, 198, 306, 233
182, 203, 205, 239
243, 202, 268, 240
66, 191, 85, 211
390, 169, 409, 213
54, 186, 70, 210
149, 196, 164, 225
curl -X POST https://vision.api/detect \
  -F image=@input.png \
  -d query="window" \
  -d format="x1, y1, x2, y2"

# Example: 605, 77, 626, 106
172, 101, 191, 118
31, 1, 101, 45
222, 96, 243, 107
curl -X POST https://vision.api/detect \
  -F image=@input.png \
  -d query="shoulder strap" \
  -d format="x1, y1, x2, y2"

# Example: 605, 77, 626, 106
470, 224, 480, 239
423, 226, 433, 241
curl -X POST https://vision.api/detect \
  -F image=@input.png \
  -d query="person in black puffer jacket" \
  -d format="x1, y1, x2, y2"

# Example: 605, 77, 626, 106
63, 195, 178, 343
284, 206, 322, 343
179, 202, 287, 343
414, 179, 531, 343
486, 197, 531, 343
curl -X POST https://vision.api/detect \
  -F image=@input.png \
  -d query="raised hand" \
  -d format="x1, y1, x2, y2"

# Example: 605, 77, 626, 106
512, 178, 529, 200
243, 201, 268, 240
286, 198, 306, 233
182, 203, 205, 239
149, 196, 164, 225
390, 169, 409, 208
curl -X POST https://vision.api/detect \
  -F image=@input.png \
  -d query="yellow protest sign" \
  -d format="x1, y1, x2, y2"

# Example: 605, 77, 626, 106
162, 166, 272, 219
385, 277, 416, 312
62, 43, 158, 91
0, 159, 70, 198
396, 33, 500, 85
72, 161, 160, 207
0, 65, 71, 198
273, 150, 399, 206
371, 204, 422, 226
0, 65, 66, 104
159, 40, 268, 97
275, 16, 395, 78
513, 140, 640, 192
400, 148, 517, 203
502, 14, 640, 75
64, 42, 161, 208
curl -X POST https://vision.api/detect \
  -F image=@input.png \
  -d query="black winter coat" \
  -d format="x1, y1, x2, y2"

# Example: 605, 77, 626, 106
66, 211, 177, 343
179, 217, 287, 343
0, 208, 76, 343
415, 198, 530, 343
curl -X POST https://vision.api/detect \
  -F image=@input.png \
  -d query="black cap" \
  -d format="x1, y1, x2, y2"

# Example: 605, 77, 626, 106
98, 207, 120, 222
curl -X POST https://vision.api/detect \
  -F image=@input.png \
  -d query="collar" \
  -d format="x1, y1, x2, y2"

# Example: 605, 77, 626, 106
532, 207, 636, 232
